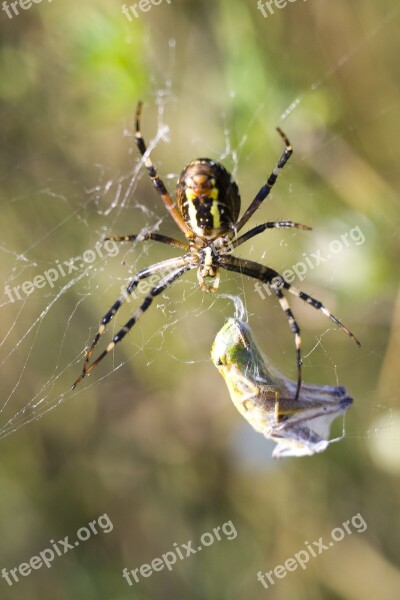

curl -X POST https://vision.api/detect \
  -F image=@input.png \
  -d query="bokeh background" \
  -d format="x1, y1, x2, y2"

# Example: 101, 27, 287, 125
1, 0, 400, 598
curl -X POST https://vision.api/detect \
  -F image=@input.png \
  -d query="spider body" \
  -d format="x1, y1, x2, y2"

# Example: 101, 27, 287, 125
176, 159, 241, 238
72, 101, 360, 393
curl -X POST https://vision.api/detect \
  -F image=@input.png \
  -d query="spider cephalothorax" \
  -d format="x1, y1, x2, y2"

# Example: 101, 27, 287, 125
72, 101, 360, 394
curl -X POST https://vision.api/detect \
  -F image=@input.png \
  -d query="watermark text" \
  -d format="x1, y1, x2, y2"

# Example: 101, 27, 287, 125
254, 225, 365, 299
256, 512, 367, 589
256, 0, 307, 19
122, 519, 237, 585
4, 239, 119, 303
2, 513, 113, 587
2, 0, 53, 20
122, 0, 172, 22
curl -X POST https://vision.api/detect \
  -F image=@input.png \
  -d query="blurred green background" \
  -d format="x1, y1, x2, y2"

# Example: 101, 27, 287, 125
1, 0, 400, 598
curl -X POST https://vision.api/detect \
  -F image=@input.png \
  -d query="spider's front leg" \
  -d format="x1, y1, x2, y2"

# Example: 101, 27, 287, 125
72, 256, 190, 389
219, 255, 360, 401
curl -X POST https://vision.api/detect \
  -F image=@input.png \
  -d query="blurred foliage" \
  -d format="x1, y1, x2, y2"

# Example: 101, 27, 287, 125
0, 0, 400, 599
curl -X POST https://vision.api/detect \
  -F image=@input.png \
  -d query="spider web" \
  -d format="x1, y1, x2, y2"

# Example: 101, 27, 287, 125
0, 42, 246, 440
0, 8, 399, 471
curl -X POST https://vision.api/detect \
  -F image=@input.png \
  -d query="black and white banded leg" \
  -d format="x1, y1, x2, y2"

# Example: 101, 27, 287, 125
231, 220, 312, 250
105, 232, 189, 251
233, 128, 293, 235
134, 101, 194, 239
72, 256, 190, 389
219, 255, 361, 400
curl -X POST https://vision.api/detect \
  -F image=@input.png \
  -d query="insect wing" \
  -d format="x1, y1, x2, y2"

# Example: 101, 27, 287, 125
212, 318, 353, 458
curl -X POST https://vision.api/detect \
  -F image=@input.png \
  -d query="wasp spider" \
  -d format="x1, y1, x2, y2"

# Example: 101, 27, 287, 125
73, 102, 360, 394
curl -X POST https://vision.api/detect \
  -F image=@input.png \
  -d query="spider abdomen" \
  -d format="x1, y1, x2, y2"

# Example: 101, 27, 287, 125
177, 159, 241, 239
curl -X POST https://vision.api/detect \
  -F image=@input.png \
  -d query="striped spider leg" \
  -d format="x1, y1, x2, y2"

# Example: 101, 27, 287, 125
73, 101, 360, 394
219, 255, 361, 400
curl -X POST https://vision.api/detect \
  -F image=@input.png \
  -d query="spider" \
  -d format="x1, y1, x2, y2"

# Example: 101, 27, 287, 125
72, 101, 360, 394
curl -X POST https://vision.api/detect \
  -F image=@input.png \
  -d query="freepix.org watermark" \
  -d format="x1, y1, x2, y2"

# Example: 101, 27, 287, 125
257, 512, 367, 590
122, 0, 172, 22
1, 0, 52, 20
1, 513, 113, 587
4, 239, 119, 304
254, 225, 365, 299
256, 0, 307, 19
122, 520, 237, 585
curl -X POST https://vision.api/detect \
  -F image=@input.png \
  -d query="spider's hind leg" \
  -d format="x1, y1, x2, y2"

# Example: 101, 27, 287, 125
105, 232, 189, 251
134, 101, 194, 240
